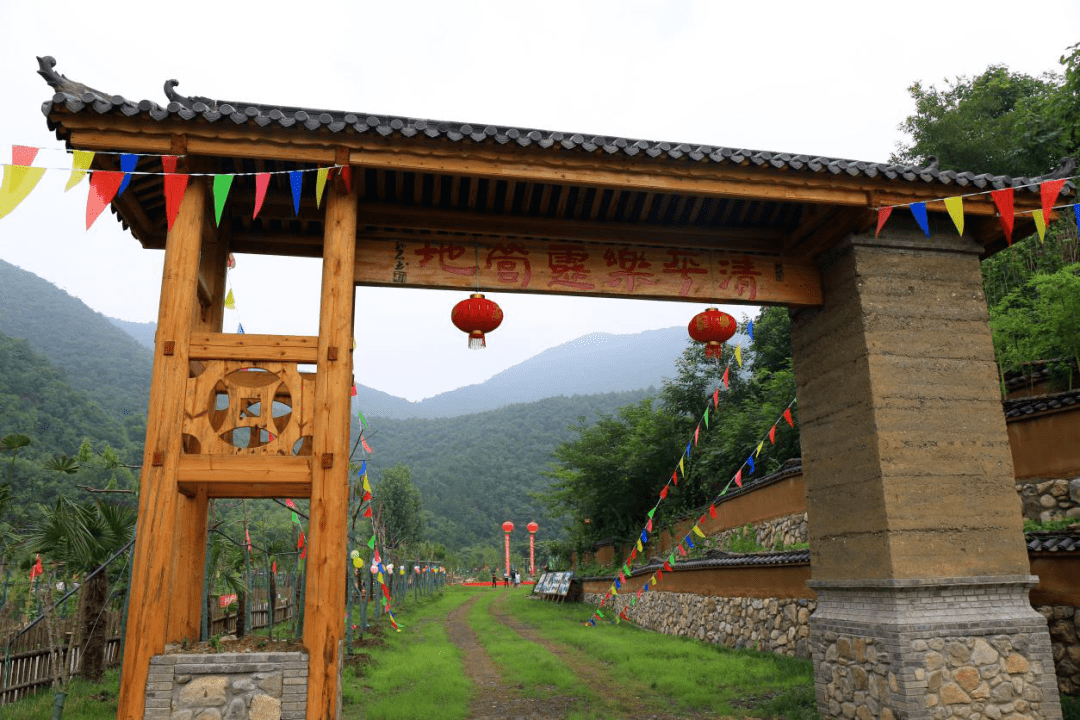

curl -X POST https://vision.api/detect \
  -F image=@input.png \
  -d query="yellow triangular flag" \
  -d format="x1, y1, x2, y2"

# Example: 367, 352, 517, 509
943, 196, 964, 235
734, 344, 742, 367
362, 474, 372, 493
650, 576, 657, 586
224, 289, 236, 310
636, 539, 643, 552
65, 151, 95, 191
692, 525, 706, 538
377, 572, 384, 584
679, 457, 684, 476
0, 165, 47, 220
316, 167, 329, 208
1033, 209, 1046, 243
756, 441, 764, 458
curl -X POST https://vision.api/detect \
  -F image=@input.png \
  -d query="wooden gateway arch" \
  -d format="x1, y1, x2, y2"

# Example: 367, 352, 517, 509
37, 57, 1068, 719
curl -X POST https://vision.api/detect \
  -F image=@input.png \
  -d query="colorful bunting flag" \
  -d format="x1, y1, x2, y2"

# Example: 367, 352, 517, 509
678, 457, 684, 478
723, 366, 729, 389
1033, 209, 1046, 243
361, 437, 373, 453
659, 485, 668, 499
703, 407, 709, 428
646, 517, 652, 532
161, 156, 189, 231
694, 424, 700, 446
734, 468, 743, 488
213, 174, 234, 226
1041, 179, 1066, 222
0, 152, 47, 220
713, 387, 719, 409
289, 171, 303, 215
64, 150, 94, 191
253, 173, 270, 219
990, 188, 1015, 245
29, 554, 43, 580
635, 539, 643, 552
756, 441, 764, 458
224, 289, 236, 309
647, 508, 655, 519
358, 410, 368, 427
910, 202, 930, 237
944, 196, 964, 235
367, 535, 376, 549
734, 344, 742, 367
1075, 204, 1080, 228
364, 506, 372, 517
709, 503, 717, 519
747, 320, 754, 342
118, 154, 137, 195
85, 171, 124, 229
351, 384, 358, 397
692, 525, 705, 539
783, 407, 794, 427
769, 424, 776, 444
316, 167, 330, 207
875, 206, 892, 237
747, 455, 755, 475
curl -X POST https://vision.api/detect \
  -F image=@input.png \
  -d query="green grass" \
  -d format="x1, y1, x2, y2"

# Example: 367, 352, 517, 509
467, 591, 595, 702
2, 668, 120, 720
341, 588, 472, 720
503, 591, 817, 717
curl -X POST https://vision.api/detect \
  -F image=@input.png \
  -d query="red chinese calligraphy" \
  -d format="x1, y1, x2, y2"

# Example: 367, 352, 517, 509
547, 245, 595, 290
604, 248, 657, 293
716, 257, 762, 301
413, 242, 476, 276
661, 250, 707, 296
485, 242, 532, 287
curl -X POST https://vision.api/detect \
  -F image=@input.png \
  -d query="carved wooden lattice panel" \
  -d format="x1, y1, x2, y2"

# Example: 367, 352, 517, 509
183, 361, 315, 455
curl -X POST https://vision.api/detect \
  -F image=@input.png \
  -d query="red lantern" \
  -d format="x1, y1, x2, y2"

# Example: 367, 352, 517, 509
688, 307, 737, 359
451, 293, 503, 349
501, 521, 514, 579
526, 522, 539, 575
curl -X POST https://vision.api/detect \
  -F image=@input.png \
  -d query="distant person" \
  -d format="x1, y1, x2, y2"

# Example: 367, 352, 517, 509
491, 570, 497, 587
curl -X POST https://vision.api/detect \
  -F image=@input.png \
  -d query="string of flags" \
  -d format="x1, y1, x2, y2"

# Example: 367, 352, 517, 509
875, 175, 1080, 245
584, 326, 801, 628
0, 144, 350, 228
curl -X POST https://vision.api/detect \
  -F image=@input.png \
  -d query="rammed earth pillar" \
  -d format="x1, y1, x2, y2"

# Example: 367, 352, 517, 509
790, 228, 1062, 720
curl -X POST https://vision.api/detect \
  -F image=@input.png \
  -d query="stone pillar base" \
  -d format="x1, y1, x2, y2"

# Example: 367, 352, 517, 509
808, 576, 1062, 720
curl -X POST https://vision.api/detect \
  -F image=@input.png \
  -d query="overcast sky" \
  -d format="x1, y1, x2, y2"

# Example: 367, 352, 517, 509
1, 1, 1077, 401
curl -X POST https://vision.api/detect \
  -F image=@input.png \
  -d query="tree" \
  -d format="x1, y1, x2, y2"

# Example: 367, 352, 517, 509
892, 45, 1079, 176
373, 465, 424, 550
26, 496, 136, 682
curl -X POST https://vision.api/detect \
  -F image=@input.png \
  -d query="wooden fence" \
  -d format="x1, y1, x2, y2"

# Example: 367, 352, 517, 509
0, 599, 293, 708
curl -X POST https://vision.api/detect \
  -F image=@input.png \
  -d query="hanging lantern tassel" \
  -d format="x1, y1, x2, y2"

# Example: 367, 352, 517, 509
451, 293, 504, 350
688, 307, 737, 359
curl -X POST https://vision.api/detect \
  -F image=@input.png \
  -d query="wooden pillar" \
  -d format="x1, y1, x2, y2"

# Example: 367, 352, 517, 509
118, 178, 209, 720
304, 180, 357, 719
167, 226, 228, 644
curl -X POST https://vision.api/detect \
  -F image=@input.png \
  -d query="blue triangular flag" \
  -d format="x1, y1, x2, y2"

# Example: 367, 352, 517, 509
747, 455, 755, 475
685, 441, 692, 459
642, 583, 648, 593
1074, 204, 1079, 228
289, 171, 303, 215
685, 535, 695, 549
641, 530, 648, 544
359, 460, 366, 475
118, 154, 138, 195
237, 323, 245, 334
747, 320, 754, 342
615, 578, 621, 589
910, 202, 930, 237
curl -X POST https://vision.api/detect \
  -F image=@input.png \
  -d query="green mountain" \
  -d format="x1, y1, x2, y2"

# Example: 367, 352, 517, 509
0, 259, 152, 421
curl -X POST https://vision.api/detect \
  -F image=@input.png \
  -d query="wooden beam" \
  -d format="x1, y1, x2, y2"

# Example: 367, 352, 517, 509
188, 332, 319, 363
118, 178, 208, 720
305, 181, 357, 720
177, 455, 313, 485
354, 236, 823, 307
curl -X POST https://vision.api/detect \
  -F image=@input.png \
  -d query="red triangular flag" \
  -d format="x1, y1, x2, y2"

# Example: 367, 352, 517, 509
300, 545, 306, 560
285, 498, 297, 509
990, 188, 1015, 245
672, 470, 678, 487
656, 569, 663, 580
659, 485, 668, 499
374, 550, 381, 564
646, 518, 652, 532
272, 561, 277, 574
297, 530, 305, 549
722, 366, 729, 389
364, 506, 372, 517
361, 437, 373, 453
1041, 179, 1066, 225
340, 166, 352, 193
351, 384, 358, 397
698, 515, 707, 526
709, 503, 717, 519
663, 560, 673, 572
363, 491, 371, 502
629, 548, 637, 559
734, 468, 743, 487
160, 156, 190, 231
769, 424, 776, 444
13, 146, 39, 166
677, 544, 687, 556
875, 207, 893, 237
86, 171, 124, 229
713, 387, 719, 409
783, 408, 794, 427
694, 424, 700, 446
253, 173, 270, 219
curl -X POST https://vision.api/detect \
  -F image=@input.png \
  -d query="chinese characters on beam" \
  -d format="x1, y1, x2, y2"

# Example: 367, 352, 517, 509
353, 237, 823, 307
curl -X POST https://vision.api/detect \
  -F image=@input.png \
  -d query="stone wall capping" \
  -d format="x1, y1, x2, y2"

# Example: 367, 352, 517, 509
806, 575, 1039, 589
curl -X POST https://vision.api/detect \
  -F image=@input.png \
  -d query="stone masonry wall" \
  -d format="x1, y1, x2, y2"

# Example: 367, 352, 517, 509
711, 512, 808, 551
584, 590, 815, 658
1018, 478, 1080, 523
1037, 605, 1080, 695
143, 652, 308, 720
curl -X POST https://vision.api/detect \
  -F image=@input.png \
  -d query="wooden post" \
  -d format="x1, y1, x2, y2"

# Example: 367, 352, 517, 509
304, 181, 357, 719
118, 178, 208, 720
167, 219, 227, 644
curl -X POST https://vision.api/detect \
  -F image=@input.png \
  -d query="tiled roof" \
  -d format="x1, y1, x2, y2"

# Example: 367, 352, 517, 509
37, 57, 1074, 196
1026, 532, 1080, 553
1003, 389, 1080, 419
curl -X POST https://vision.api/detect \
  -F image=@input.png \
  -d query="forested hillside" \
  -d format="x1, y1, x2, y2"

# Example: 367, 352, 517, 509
0, 260, 152, 420
352, 388, 654, 558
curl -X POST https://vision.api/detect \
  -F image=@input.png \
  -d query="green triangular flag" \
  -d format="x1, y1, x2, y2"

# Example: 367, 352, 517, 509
213, 174, 234, 226
358, 410, 367, 427
367, 535, 376, 549
597, 610, 604, 618
290, 512, 299, 524
704, 407, 709, 428
647, 508, 655, 518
